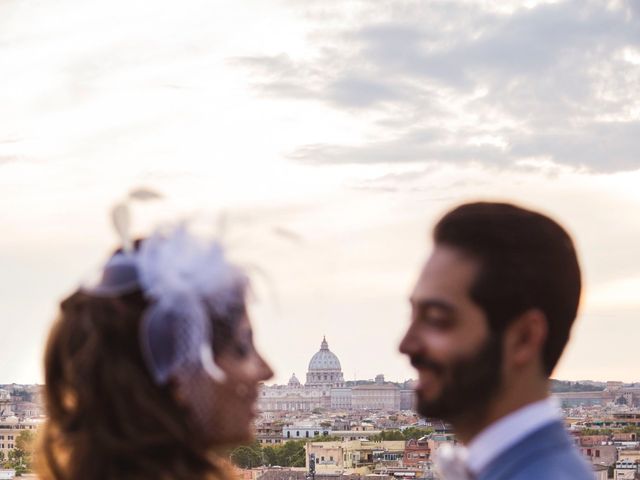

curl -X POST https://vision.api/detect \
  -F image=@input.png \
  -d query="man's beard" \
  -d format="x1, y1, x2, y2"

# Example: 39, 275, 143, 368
412, 334, 503, 424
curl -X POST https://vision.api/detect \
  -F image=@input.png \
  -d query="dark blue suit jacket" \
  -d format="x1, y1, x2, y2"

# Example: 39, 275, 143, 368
477, 421, 594, 480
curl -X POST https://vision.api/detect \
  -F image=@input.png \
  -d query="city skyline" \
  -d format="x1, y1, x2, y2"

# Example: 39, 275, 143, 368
2, 0, 640, 384
258, 336, 640, 387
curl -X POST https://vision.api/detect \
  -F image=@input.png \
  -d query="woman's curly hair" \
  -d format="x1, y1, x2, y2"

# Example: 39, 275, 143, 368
39, 288, 235, 480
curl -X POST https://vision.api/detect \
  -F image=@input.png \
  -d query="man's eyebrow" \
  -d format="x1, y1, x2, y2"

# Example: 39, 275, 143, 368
409, 298, 455, 313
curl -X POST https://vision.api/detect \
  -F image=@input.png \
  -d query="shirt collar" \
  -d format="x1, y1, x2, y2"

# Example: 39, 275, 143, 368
466, 397, 562, 476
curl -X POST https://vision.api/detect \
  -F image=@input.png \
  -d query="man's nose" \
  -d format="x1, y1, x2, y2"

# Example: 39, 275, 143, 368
399, 324, 418, 355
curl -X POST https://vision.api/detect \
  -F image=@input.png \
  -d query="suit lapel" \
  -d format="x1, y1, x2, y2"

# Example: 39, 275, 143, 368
476, 421, 571, 480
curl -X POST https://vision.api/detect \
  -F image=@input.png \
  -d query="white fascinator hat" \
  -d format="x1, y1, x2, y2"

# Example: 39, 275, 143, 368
81, 189, 249, 386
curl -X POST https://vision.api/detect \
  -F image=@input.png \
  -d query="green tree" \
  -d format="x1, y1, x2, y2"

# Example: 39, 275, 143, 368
15, 464, 28, 476
372, 430, 405, 441
230, 440, 308, 469
10, 430, 36, 473
277, 440, 305, 467
230, 446, 262, 469
621, 426, 640, 434
15, 430, 35, 452
8, 450, 19, 465
263, 446, 279, 466
580, 428, 612, 436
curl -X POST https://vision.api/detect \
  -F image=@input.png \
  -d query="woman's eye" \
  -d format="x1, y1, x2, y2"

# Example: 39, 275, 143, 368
234, 342, 251, 357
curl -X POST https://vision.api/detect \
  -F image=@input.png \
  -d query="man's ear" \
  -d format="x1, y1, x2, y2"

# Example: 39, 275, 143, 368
503, 309, 548, 369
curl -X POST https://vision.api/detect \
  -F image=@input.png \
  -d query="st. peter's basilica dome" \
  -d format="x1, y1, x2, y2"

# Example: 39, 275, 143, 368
308, 337, 341, 371
306, 337, 344, 388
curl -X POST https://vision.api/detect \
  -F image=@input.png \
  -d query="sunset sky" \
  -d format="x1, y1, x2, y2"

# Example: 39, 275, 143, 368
1, 0, 639, 384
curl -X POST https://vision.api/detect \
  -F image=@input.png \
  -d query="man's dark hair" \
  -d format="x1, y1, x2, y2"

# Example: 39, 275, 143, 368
434, 202, 581, 375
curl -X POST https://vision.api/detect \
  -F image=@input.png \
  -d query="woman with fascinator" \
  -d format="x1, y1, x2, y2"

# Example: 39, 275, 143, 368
39, 197, 273, 480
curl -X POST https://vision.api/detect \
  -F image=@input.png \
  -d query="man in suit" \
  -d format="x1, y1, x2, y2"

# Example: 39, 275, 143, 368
399, 202, 593, 480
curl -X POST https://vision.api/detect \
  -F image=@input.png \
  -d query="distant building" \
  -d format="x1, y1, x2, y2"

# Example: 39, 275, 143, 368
259, 373, 324, 412
619, 450, 640, 464
403, 437, 431, 467
305, 440, 405, 473
399, 386, 416, 411
283, 424, 331, 440
0, 417, 41, 459
0, 390, 10, 418
325, 430, 383, 442
612, 412, 640, 427
258, 338, 411, 413
306, 337, 345, 389
12, 401, 43, 418
351, 380, 400, 411
554, 386, 640, 408
330, 388, 352, 410
255, 421, 285, 445
0, 469, 16, 480
579, 444, 617, 468
614, 459, 639, 480
553, 391, 610, 407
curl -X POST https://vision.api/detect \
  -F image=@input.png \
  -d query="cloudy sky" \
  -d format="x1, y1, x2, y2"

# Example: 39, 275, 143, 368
1, 0, 639, 385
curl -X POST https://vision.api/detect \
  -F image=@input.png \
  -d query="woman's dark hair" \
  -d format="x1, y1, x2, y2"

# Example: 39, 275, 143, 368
434, 202, 581, 375
39, 284, 242, 479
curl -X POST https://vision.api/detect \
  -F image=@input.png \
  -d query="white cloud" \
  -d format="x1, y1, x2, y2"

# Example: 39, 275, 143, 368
235, 0, 640, 172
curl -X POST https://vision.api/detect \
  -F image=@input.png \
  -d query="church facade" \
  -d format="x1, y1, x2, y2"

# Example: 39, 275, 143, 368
257, 337, 409, 412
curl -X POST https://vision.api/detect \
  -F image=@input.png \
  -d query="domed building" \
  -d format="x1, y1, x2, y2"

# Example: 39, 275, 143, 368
306, 337, 345, 388
305, 337, 345, 408
258, 371, 323, 412
256, 336, 409, 414
257, 337, 345, 412
287, 373, 302, 388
